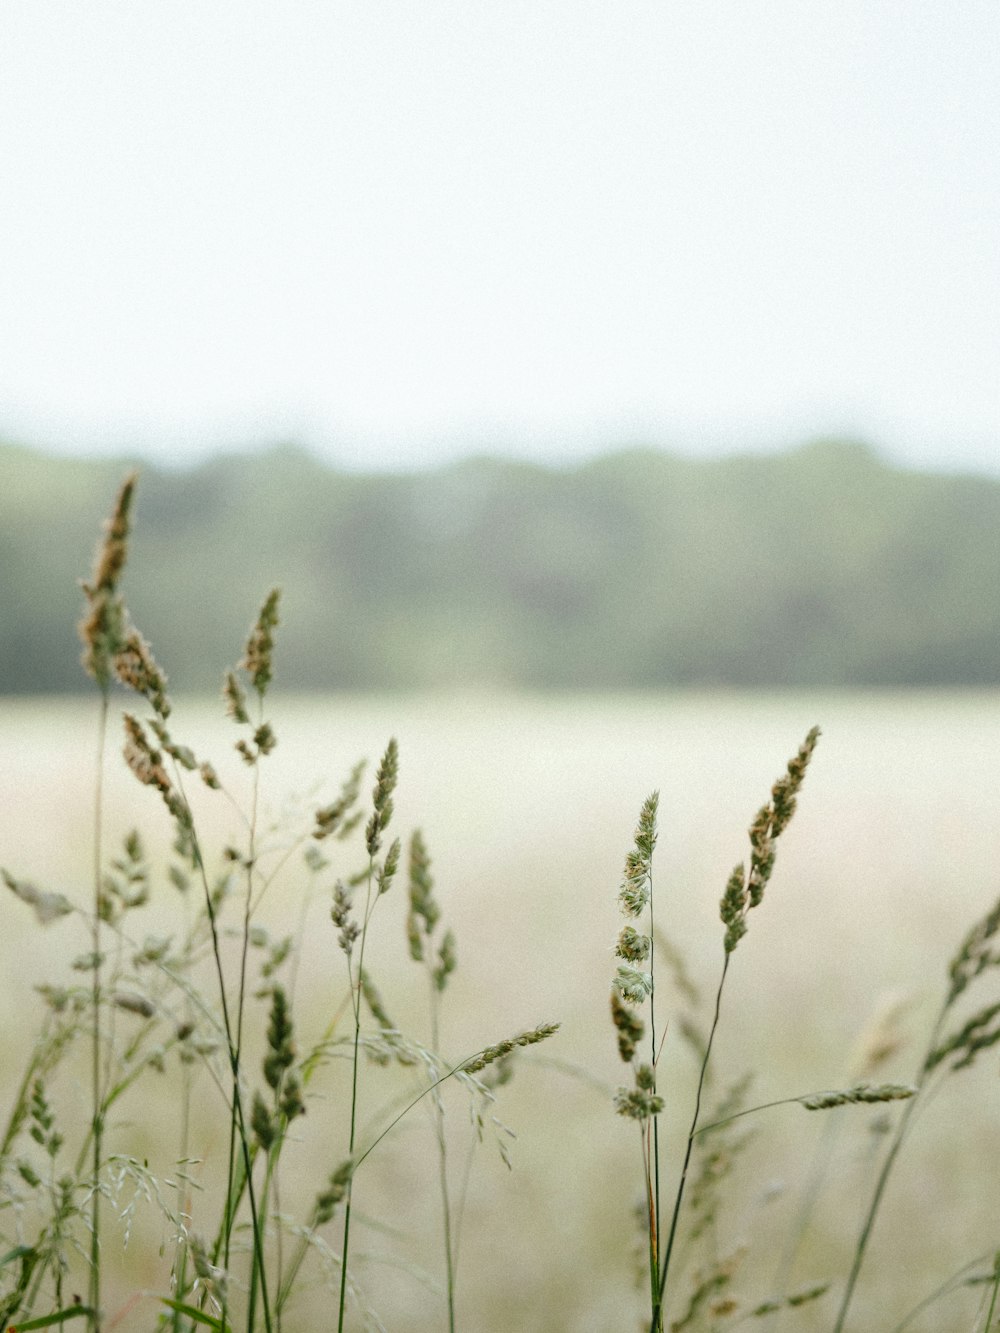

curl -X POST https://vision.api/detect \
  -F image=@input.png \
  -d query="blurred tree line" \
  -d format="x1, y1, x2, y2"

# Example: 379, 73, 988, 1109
1, 437, 997, 693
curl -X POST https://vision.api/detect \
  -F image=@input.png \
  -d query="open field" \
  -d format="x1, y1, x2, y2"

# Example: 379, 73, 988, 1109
1, 690, 999, 1331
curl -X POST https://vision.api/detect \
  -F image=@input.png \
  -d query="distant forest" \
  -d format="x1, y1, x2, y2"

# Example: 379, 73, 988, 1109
2, 438, 998, 693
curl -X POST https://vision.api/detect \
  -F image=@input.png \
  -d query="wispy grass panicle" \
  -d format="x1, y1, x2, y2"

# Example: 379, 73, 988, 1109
223, 670, 250, 725
462, 1023, 561, 1074
242, 588, 281, 698
114, 627, 171, 718
721, 726, 820, 952
945, 891, 1000, 1005
799, 1082, 916, 1110
78, 471, 137, 688
611, 789, 664, 1328
620, 791, 659, 917
314, 760, 366, 842
365, 738, 399, 857
406, 829, 439, 960
611, 990, 645, 1062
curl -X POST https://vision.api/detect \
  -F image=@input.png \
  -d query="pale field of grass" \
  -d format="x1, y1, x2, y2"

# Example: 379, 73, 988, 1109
1, 689, 999, 1332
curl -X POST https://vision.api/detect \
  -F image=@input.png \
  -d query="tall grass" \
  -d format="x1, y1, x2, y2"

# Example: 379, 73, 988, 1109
1, 472, 999, 1331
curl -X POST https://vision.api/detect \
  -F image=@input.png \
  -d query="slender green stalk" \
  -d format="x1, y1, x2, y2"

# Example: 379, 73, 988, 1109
236, 709, 264, 1333
882, 1254, 997, 1333
648, 863, 661, 1333
89, 690, 109, 1333
832, 1000, 948, 1333
982, 1253, 1000, 1332
428, 970, 456, 1333
337, 862, 375, 1333
650, 952, 730, 1333
177, 774, 272, 1333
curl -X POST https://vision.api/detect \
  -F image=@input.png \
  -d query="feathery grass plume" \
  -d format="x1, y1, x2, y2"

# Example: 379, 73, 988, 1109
2, 871, 73, 926
720, 726, 820, 952
78, 472, 137, 687
614, 1062, 662, 1122
148, 720, 197, 771
616, 925, 652, 963
28, 1080, 63, 1161
376, 836, 401, 896
799, 1083, 916, 1110
406, 829, 439, 960
113, 626, 170, 718
749, 1283, 830, 1317
462, 1023, 560, 1074
611, 990, 645, 1062
433, 929, 457, 993
359, 968, 394, 1031
242, 588, 281, 697
263, 986, 296, 1092
620, 791, 659, 916
121, 714, 172, 799
615, 964, 653, 1004
945, 891, 1000, 1004
330, 879, 360, 958
314, 760, 366, 841
223, 670, 250, 724
366, 738, 399, 857
612, 791, 664, 1330
925, 1002, 1000, 1073
100, 829, 149, 924
315, 1161, 354, 1226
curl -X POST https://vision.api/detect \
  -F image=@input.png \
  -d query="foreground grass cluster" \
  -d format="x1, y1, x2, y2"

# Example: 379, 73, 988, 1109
1, 474, 999, 1332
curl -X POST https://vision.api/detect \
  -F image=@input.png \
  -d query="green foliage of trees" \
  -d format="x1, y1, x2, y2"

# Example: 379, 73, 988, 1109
2, 437, 997, 692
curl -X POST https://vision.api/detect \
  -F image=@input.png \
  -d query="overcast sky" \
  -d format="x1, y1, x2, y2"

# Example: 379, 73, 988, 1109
1, 2, 998, 474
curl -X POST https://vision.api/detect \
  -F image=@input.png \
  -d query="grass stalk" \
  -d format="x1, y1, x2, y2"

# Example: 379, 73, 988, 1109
982, 1253, 1000, 1332
88, 689, 109, 1333
428, 972, 456, 1333
648, 862, 661, 1333
650, 952, 729, 1332
831, 1000, 948, 1333
337, 861, 376, 1333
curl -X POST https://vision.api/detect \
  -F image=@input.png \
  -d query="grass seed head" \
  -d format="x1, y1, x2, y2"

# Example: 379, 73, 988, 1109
615, 925, 651, 963
242, 587, 281, 696
79, 471, 138, 687
462, 1022, 560, 1074
114, 627, 170, 717
799, 1082, 916, 1110
366, 737, 399, 856
610, 989, 645, 1062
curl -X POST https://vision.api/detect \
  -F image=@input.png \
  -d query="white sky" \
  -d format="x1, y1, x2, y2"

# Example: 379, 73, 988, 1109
1, 1, 998, 473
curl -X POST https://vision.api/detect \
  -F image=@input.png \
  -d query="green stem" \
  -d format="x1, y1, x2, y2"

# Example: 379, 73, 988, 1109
89, 690, 109, 1333
831, 1000, 948, 1333
338, 863, 375, 1333
429, 975, 456, 1333
650, 951, 730, 1333
238, 720, 263, 1333
176, 772, 272, 1333
648, 864, 661, 1333
982, 1252, 1000, 1332
882, 1253, 996, 1333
